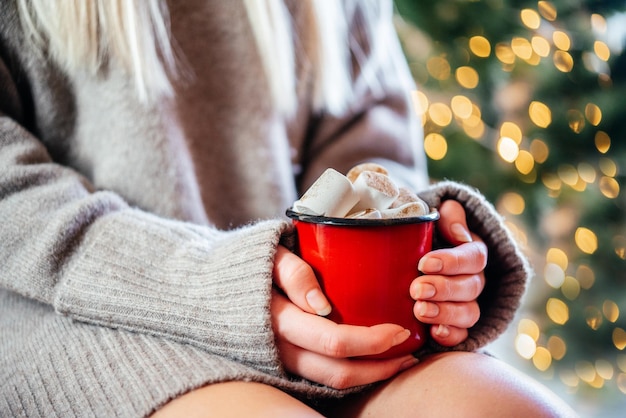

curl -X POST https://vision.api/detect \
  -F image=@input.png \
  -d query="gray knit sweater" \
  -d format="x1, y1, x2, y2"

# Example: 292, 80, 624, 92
0, 1, 530, 416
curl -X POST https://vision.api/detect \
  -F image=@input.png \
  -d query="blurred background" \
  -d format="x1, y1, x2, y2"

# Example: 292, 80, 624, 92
392, 0, 626, 416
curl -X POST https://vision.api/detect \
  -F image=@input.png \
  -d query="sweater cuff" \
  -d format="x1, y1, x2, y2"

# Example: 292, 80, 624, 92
417, 180, 532, 354
55, 209, 290, 376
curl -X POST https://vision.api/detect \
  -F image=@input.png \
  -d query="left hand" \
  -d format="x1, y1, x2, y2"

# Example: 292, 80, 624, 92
410, 200, 487, 347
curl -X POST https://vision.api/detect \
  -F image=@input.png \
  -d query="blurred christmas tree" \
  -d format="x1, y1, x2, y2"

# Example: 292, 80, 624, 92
393, 0, 626, 414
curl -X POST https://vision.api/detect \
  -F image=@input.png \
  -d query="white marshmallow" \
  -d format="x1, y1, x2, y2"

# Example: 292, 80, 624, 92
350, 171, 399, 212
347, 209, 382, 219
381, 201, 429, 219
390, 187, 421, 208
346, 162, 389, 183
292, 168, 359, 217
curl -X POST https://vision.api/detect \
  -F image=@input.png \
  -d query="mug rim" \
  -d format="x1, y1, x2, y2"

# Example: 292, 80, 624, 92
285, 208, 439, 226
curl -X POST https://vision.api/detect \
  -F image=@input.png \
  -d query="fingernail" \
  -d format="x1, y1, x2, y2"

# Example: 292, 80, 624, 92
418, 257, 443, 273
416, 301, 439, 318
415, 283, 436, 299
392, 329, 411, 346
434, 324, 450, 338
450, 222, 472, 243
306, 289, 332, 316
400, 356, 420, 371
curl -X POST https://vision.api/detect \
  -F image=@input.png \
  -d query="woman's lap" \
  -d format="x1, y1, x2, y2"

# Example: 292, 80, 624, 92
324, 351, 577, 417
152, 351, 577, 418
151, 381, 324, 418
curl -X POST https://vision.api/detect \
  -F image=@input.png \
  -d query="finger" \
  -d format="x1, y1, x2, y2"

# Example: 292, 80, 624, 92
437, 200, 473, 244
410, 273, 486, 302
429, 325, 469, 347
272, 290, 410, 358
413, 300, 480, 329
418, 241, 487, 276
272, 245, 331, 316
278, 340, 419, 389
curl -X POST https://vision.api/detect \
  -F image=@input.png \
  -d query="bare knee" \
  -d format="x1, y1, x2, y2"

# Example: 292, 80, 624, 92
416, 352, 577, 417
151, 381, 323, 418
334, 352, 578, 418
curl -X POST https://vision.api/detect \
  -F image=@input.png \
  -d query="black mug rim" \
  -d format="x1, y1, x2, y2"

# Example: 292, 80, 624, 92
285, 208, 439, 226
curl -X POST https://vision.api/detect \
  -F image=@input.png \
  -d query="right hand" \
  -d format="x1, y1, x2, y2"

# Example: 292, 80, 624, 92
271, 245, 419, 389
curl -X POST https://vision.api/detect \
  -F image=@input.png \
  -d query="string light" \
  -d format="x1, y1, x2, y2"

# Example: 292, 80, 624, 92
529, 101, 552, 127
521, 9, 541, 29
469, 36, 491, 57
428, 102, 453, 126
595, 131, 611, 153
585, 103, 602, 126
552, 31, 570, 50
456, 66, 479, 88
538, 1, 557, 21
530, 139, 549, 163
424, 132, 447, 160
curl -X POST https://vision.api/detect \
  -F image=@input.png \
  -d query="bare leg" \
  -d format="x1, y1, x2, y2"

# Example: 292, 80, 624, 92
151, 381, 323, 418
328, 352, 578, 418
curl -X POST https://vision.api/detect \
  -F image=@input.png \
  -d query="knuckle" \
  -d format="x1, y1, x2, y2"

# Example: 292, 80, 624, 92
320, 331, 347, 358
441, 278, 454, 300
279, 261, 316, 296
473, 242, 488, 269
466, 302, 481, 326
326, 367, 354, 389
291, 261, 316, 284
468, 274, 484, 298
440, 302, 479, 328
450, 252, 463, 273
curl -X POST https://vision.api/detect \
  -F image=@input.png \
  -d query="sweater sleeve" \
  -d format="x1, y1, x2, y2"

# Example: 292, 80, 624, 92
0, 73, 286, 378
417, 180, 532, 355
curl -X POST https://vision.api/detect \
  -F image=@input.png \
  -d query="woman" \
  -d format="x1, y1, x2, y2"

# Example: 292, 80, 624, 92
0, 0, 575, 416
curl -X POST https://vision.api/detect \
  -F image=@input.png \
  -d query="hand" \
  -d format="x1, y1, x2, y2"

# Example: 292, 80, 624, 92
271, 246, 419, 389
410, 200, 487, 347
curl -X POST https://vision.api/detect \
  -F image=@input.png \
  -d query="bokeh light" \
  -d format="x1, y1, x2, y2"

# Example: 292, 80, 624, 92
575, 227, 598, 254
595, 131, 611, 153
521, 9, 541, 29
538, 1, 557, 21
533, 347, 552, 371
451, 95, 473, 119
512, 37, 533, 60
495, 43, 515, 65
497, 137, 519, 162
594, 41, 611, 61
532, 36, 551, 57
530, 139, 549, 163
515, 150, 534, 174
469, 36, 491, 57
424, 132, 448, 160
547, 298, 569, 325
548, 335, 567, 360
585, 103, 602, 126
428, 102, 453, 126
603, 300, 620, 323
529, 101, 552, 127
553, 31, 571, 51
613, 328, 626, 350
456, 66, 479, 88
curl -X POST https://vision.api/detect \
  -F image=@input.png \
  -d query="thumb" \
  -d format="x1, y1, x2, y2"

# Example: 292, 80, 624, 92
437, 200, 473, 245
272, 245, 331, 316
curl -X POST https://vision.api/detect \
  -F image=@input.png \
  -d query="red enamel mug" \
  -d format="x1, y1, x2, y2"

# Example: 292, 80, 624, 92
286, 208, 439, 359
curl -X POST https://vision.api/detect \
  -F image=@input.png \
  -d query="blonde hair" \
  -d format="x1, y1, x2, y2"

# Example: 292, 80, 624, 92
17, 0, 177, 103
15, 0, 383, 114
